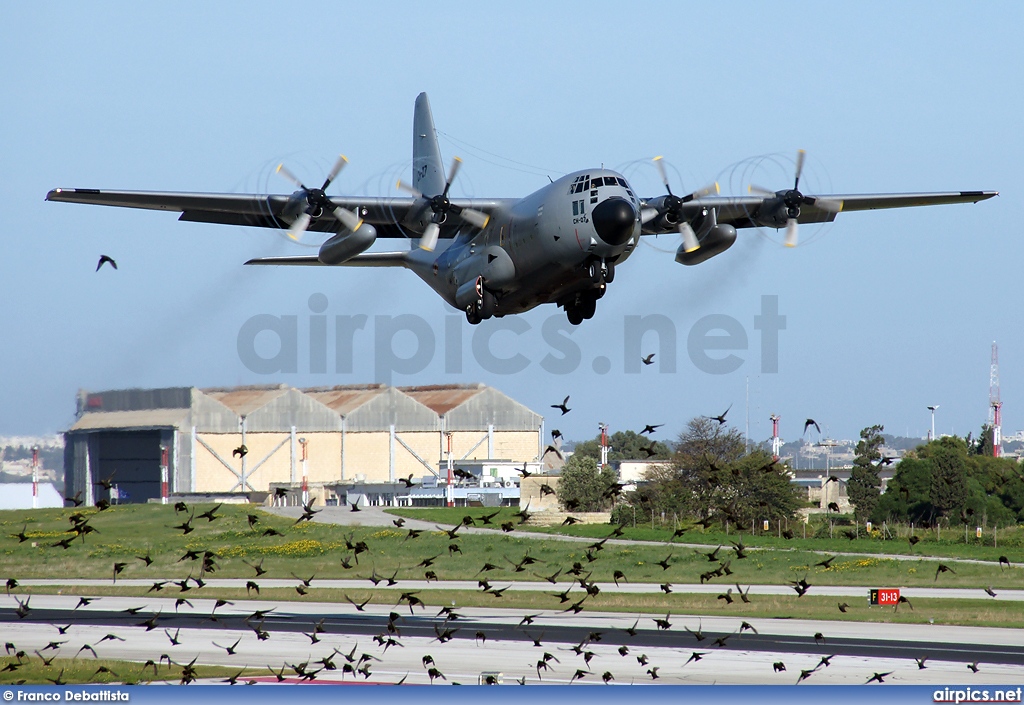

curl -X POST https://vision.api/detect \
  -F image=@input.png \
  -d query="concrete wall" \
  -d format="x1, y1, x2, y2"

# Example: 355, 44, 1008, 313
193, 431, 341, 493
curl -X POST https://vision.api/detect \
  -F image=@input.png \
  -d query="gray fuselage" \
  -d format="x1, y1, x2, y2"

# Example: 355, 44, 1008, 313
406, 169, 641, 316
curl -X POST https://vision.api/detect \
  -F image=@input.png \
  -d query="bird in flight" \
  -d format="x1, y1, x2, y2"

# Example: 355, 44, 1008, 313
551, 396, 571, 415
640, 423, 663, 435
708, 405, 732, 425
804, 419, 821, 435
96, 255, 117, 271
642, 353, 655, 365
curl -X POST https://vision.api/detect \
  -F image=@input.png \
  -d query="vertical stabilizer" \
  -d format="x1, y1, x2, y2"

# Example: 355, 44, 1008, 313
413, 92, 445, 197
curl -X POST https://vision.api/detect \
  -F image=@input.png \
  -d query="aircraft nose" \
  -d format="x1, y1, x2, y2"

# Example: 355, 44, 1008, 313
591, 198, 636, 246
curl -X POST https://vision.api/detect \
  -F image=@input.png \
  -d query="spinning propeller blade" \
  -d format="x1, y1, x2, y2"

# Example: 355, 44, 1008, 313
419, 222, 441, 252
650, 156, 716, 251
747, 150, 837, 247
401, 156, 489, 250
276, 154, 357, 240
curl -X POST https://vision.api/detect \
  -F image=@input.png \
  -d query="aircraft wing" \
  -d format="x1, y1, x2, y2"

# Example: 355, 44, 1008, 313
244, 252, 409, 267
675, 190, 997, 230
45, 188, 512, 238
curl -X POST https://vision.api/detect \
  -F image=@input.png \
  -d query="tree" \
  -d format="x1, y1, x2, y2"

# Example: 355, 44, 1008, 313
927, 439, 969, 522
556, 452, 619, 512
848, 424, 884, 521
572, 430, 671, 462
628, 417, 800, 528
970, 424, 994, 457
873, 455, 933, 523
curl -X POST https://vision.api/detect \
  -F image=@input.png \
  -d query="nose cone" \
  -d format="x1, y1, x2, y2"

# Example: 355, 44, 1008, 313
592, 198, 636, 246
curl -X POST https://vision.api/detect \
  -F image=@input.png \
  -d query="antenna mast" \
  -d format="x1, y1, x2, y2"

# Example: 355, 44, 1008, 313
770, 414, 781, 461
990, 341, 1002, 457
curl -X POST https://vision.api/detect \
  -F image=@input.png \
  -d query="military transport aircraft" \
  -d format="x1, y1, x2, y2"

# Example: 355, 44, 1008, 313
47, 93, 996, 325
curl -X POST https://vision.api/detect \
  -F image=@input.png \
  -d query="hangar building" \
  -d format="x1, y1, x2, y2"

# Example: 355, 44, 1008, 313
63, 384, 544, 504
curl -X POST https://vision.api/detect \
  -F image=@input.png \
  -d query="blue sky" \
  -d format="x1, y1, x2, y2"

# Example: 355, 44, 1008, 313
2, 2, 1021, 446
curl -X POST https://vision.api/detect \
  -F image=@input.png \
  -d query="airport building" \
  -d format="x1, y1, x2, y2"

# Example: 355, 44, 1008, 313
63, 384, 544, 505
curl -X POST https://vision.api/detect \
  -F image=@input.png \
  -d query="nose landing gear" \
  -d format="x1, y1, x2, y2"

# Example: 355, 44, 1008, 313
588, 259, 615, 285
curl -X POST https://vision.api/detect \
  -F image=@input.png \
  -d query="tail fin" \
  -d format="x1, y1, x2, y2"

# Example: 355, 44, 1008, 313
413, 93, 445, 197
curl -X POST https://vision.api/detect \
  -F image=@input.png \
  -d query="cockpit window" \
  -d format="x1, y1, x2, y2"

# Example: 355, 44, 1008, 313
583, 180, 590, 191
616, 177, 627, 187
573, 182, 584, 194
604, 177, 617, 186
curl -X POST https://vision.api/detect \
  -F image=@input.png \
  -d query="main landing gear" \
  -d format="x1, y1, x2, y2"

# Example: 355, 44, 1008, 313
564, 258, 613, 324
565, 284, 605, 325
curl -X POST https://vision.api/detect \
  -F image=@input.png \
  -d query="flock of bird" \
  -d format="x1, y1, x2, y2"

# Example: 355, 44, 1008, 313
3, 488, 1014, 686
2, 400, 1020, 686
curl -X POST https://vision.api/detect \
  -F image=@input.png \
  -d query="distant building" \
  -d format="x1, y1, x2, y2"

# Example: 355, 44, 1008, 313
0, 482, 64, 510
614, 460, 670, 484
64, 384, 544, 505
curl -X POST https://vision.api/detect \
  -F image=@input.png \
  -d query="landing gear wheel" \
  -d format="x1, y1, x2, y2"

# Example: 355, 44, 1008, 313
580, 295, 597, 320
603, 261, 615, 283
589, 261, 603, 284
566, 307, 584, 325
466, 304, 481, 325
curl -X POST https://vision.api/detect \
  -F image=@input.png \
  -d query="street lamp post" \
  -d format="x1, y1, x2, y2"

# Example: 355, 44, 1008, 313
298, 438, 308, 506
31, 446, 39, 509
445, 432, 454, 508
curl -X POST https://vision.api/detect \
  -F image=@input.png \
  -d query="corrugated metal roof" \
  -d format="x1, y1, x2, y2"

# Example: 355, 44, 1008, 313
440, 386, 543, 430
244, 388, 342, 432
201, 385, 290, 416
69, 408, 190, 431
81, 387, 191, 413
304, 385, 388, 416
66, 384, 541, 433
400, 384, 485, 415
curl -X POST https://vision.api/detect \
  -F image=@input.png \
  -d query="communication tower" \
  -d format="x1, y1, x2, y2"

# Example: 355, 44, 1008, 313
990, 342, 1002, 458
770, 414, 781, 461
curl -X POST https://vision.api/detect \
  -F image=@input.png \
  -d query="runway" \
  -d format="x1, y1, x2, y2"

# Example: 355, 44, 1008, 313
3, 595, 1023, 685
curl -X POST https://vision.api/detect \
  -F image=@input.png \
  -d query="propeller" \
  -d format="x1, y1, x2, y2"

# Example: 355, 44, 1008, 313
748, 150, 843, 247
397, 156, 491, 251
276, 154, 363, 241
651, 156, 719, 253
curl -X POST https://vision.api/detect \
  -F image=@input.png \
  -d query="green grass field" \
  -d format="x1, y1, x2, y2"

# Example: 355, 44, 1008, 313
0, 656, 268, 685
1, 504, 1021, 628
388, 507, 1024, 562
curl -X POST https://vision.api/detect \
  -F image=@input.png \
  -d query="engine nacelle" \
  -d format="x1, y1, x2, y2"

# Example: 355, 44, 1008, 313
317, 223, 377, 265
675, 224, 737, 266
